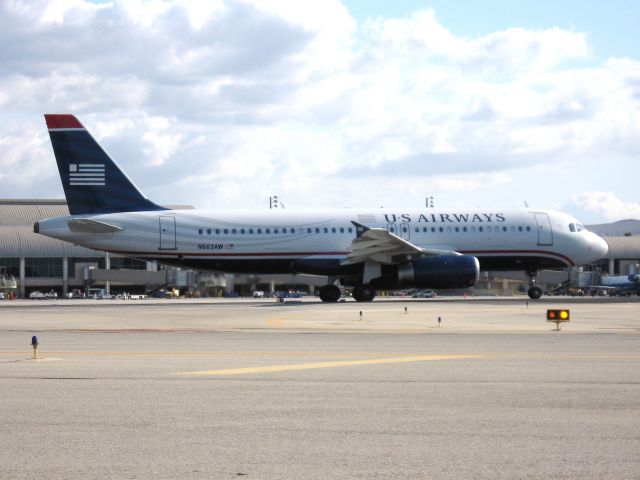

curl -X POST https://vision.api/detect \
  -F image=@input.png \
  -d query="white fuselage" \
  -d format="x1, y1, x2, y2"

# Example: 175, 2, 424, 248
36, 208, 609, 276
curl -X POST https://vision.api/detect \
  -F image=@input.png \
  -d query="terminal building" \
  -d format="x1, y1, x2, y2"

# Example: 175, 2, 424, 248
0, 199, 638, 298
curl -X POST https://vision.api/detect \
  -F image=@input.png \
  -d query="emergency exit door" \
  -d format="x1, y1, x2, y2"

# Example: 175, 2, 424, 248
387, 223, 411, 240
159, 216, 177, 250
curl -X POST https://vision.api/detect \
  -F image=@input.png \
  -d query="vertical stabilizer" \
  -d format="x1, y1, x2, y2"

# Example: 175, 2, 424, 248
45, 114, 167, 215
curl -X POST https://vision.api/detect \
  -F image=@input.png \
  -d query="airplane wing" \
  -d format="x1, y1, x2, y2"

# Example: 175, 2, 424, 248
341, 222, 460, 266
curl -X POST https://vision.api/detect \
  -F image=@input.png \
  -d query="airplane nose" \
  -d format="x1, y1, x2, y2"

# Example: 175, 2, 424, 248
591, 233, 609, 259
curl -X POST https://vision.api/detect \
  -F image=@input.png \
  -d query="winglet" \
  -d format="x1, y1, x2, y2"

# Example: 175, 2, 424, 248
351, 221, 369, 238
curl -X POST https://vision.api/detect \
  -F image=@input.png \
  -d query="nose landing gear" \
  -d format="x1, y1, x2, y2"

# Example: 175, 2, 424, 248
527, 270, 543, 299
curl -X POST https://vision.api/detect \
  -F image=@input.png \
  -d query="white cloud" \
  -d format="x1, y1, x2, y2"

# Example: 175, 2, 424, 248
569, 192, 640, 221
0, 1, 638, 221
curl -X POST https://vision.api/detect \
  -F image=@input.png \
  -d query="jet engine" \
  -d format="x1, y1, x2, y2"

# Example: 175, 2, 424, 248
396, 255, 480, 289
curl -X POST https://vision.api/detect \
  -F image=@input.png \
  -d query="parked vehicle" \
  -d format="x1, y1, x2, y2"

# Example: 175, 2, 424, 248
29, 291, 45, 299
412, 290, 436, 298
128, 294, 147, 300
87, 288, 112, 300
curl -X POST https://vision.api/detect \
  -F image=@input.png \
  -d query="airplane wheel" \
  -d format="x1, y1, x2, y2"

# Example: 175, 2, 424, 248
353, 284, 376, 302
319, 285, 341, 303
527, 286, 543, 299
352, 285, 363, 301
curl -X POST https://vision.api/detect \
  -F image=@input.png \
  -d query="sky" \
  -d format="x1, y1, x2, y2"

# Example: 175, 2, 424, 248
0, 0, 639, 223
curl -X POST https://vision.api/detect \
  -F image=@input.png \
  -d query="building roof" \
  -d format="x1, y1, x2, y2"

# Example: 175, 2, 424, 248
603, 236, 640, 260
0, 226, 99, 258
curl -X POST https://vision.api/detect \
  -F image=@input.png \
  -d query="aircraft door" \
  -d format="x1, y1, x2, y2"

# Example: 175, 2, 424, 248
533, 213, 553, 246
159, 215, 177, 250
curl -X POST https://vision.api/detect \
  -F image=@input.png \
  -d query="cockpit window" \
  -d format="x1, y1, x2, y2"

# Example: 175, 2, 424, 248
569, 223, 576, 232
576, 223, 584, 232
569, 223, 586, 233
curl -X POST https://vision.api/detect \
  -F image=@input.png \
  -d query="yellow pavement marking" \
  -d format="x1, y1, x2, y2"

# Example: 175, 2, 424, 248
266, 317, 285, 327
176, 354, 481, 376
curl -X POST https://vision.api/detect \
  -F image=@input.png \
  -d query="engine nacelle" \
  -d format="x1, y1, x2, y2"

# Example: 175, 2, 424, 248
396, 255, 480, 289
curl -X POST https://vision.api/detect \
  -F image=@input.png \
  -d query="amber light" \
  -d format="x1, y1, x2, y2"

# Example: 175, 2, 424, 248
547, 309, 570, 321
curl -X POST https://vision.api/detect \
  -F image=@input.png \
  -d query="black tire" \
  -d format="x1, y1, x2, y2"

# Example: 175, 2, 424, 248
319, 285, 341, 302
353, 284, 376, 302
352, 285, 363, 301
527, 286, 543, 299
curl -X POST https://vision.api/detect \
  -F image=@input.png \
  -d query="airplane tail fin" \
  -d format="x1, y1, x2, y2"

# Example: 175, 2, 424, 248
44, 114, 167, 215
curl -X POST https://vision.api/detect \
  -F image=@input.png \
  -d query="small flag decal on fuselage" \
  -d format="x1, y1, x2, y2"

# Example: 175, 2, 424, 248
69, 163, 105, 186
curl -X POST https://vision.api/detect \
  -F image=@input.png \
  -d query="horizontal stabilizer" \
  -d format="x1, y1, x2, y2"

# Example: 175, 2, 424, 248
67, 218, 123, 233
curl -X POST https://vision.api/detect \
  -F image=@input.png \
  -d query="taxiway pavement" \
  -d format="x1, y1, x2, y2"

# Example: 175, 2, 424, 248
1, 298, 639, 479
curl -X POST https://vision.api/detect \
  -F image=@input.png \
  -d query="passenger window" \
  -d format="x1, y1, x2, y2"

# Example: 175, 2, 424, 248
198, 229, 203, 235
471, 226, 476, 232
207, 228, 211, 235
439, 227, 443, 233
415, 227, 420, 233
257, 228, 262, 234
502, 226, 507, 232
479, 226, 483, 232
232, 228, 237, 234
340, 227, 344, 233
223, 229, 228, 234
510, 226, 515, 232
290, 228, 295, 234
463, 226, 467, 232
249, 228, 254, 234
316, 228, 320, 233
348, 228, 353, 233
518, 226, 523, 232
446, 227, 452, 233
526, 226, 531, 232
323, 228, 328, 234
455, 227, 459, 232
215, 229, 220, 235
332, 228, 336, 233
240, 228, 245, 234
431, 227, 436, 233
274, 228, 279, 234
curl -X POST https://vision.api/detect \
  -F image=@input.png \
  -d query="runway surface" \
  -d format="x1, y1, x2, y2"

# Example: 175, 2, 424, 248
1, 297, 639, 479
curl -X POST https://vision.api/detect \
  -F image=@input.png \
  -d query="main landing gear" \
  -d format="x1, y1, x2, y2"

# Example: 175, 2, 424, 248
318, 283, 377, 302
318, 284, 341, 303
526, 270, 543, 299
352, 284, 376, 302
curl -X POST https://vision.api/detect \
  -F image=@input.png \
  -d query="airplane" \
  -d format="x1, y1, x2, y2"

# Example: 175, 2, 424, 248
598, 274, 640, 295
34, 114, 609, 301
